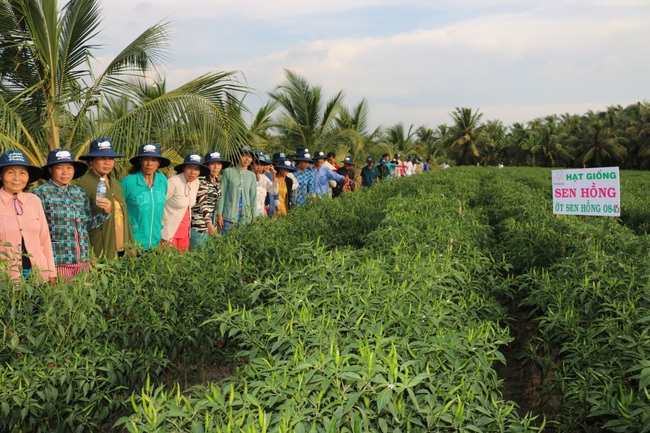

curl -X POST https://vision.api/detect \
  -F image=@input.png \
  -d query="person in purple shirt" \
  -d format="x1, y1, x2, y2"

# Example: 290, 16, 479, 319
312, 150, 344, 197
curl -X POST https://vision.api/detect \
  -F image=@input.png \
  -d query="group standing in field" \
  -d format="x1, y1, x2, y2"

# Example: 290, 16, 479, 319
0, 141, 429, 284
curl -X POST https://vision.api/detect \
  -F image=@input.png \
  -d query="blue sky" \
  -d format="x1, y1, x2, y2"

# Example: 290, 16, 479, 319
95, 0, 650, 130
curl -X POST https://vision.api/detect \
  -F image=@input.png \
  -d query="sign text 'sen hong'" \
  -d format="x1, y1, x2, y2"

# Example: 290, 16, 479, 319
552, 167, 620, 216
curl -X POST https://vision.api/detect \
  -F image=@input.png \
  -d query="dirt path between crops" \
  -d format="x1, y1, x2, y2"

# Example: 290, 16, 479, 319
495, 299, 560, 431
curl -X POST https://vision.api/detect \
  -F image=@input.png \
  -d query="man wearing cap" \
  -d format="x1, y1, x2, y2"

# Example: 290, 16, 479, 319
121, 143, 170, 251
34, 149, 111, 281
76, 138, 134, 259
312, 150, 344, 197
292, 148, 316, 206
361, 156, 380, 188
0, 150, 56, 283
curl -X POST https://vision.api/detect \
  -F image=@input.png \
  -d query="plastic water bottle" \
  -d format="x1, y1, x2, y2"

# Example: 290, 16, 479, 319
96, 177, 107, 203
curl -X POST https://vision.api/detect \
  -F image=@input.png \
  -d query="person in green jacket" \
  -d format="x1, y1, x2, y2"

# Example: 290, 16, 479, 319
76, 138, 135, 259
120, 143, 170, 250
216, 145, 257, 233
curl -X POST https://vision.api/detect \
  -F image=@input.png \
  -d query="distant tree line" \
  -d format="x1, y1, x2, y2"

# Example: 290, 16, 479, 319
254, 70, 650, 169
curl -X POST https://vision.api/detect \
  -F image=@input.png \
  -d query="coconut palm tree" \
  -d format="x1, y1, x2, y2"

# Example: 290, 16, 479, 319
268, 69, 346, 152
528, 116, 573, 167
0, 0, 247, 165
379, 122, 421, 159
571, 117, 628, 167
445, 107, 490, 165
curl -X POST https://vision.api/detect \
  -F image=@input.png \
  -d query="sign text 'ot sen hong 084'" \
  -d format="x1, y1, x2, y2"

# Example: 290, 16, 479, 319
552, 167, 620, 217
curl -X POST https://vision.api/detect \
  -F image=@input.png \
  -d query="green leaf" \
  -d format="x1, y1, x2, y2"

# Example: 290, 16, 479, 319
377, 388, 393, 413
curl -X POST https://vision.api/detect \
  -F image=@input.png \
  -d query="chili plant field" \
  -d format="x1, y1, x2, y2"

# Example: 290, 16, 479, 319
1, 167, 650, 432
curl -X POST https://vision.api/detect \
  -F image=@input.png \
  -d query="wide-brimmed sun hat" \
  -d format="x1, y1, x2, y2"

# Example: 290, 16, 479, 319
274, 157, 296, 172
174, 153, 210, 176
342, 156, 355, 166
129, 143, 171, 168
204, 150, 231, 168
79, 137, 123, 160
366, 156, 375, 164
0, 150, 43, 184
293, 147, 314, 163
272, 152, 286, 164
313, 150, 326, 160
41, 148, 88, 180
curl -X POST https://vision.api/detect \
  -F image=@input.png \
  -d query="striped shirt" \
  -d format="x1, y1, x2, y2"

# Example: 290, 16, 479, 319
190, 176, 221, 233
33, 180, 108, 266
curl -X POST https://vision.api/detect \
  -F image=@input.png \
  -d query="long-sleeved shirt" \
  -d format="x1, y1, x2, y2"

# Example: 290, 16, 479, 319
313, 165, 343, 196
33, 180, 108, 265
256, 175, 278, 216
0, 189, 56, 282
216, 166, 257, 224
294, 167, 315, 206
191, 176, 221, 233
120, 171, 167, 250
76, 171, 134, 259
162, 173, 199, 241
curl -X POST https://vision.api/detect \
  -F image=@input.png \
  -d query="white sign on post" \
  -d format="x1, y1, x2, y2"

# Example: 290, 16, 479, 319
552, 167, 620, 216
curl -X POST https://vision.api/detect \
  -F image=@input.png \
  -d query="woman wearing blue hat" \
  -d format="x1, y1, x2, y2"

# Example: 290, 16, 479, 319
0, 150, 56, 283
333, 156, 356, 197
34, 149, 112, 281
216, 145, 257, 232
251, 151, 278, 217
272, 157, 296, 216
292, 148, 316, 206
162, 153, 209, 251
120, 143, 170, 250
190, 150, 230, 248
76, 137, 134, 259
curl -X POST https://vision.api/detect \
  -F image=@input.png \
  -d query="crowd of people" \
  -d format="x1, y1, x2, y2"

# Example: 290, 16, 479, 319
0, 141, 430, 284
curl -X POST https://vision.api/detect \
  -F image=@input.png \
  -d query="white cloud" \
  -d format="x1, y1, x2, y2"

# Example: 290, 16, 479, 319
91, 0, 650, 129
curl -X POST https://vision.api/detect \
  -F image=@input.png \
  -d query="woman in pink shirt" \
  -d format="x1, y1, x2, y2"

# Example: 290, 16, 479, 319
0, 150, 56, 283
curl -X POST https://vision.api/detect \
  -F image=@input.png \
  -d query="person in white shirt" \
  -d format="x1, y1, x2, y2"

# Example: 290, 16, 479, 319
252, 152, 278, 217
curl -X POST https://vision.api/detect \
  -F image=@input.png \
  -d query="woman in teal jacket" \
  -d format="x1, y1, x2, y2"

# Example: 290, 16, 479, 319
216, 145, 257, 232
120, 143, 170, 250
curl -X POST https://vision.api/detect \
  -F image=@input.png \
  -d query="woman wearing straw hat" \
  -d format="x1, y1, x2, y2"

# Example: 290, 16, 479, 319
76, 137, 134, 259
190, 150, 230, 248
120, 143, 170, 250
162, 153, 209, 251
0, 150, 56, 283
34, 149, 112, 281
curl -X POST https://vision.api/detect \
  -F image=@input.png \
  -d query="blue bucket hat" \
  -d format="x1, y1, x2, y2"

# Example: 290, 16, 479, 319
293, 147, 314, 163
274, 157, 296, 172
0, 150, 43, 184
366, 156, 375, 164
204, 150, 231, 168
342, 156, 355, 166
42, 148, 87, 180
272, 152, 286, 164
79, 138, 123, 160
174, 153, 210, 176
313, 150, 327, 160
129, 143, 171, 168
